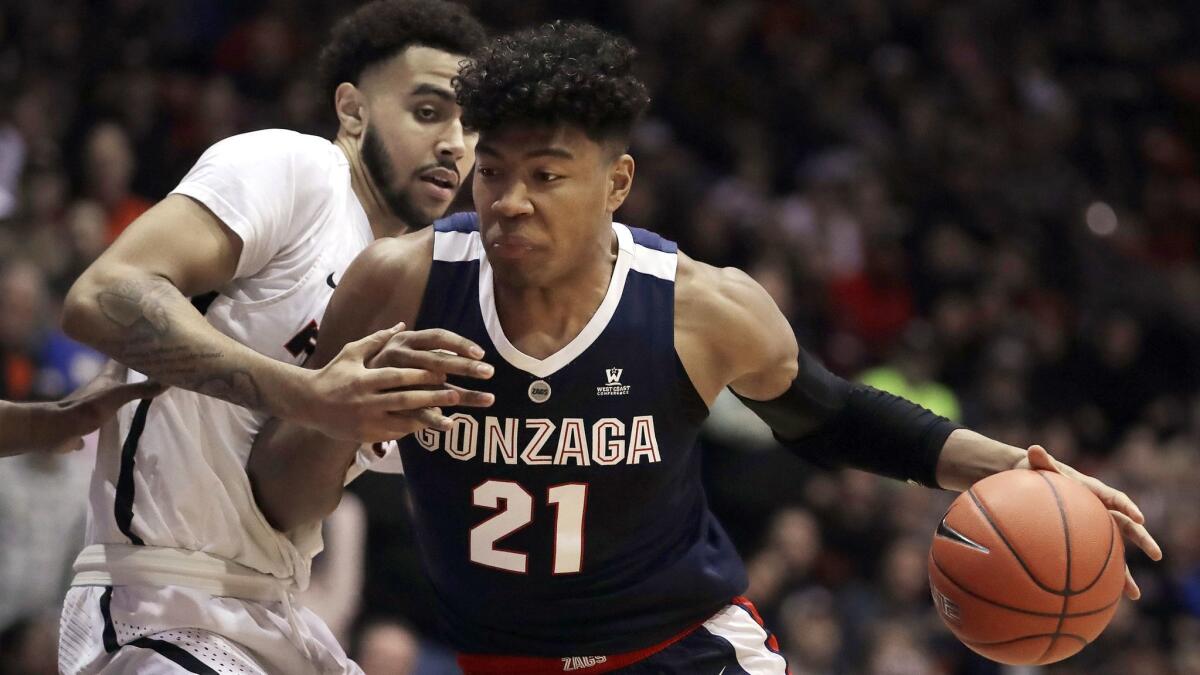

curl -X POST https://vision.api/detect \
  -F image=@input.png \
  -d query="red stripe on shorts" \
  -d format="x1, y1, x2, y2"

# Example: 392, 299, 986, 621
456, 617, 707, 675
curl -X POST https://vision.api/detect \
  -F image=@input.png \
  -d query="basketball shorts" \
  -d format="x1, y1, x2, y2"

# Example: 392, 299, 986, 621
59, 584, 363, 675
457, 596, 790, 675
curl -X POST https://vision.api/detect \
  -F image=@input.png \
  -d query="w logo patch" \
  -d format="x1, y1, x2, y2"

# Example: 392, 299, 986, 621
598, 368, 630, 396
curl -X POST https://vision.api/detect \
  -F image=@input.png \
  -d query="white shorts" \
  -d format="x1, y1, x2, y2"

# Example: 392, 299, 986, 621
59, 585, 363, 675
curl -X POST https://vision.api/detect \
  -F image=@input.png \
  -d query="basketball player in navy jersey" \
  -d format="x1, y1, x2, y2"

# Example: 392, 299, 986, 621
250, 22, 1162, 674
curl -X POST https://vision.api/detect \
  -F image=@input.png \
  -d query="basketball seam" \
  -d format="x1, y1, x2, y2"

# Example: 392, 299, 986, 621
961, 633, 1088, 648
929, 555, 1120, 618
1075, 514, 1118, 594
1037, 472, 1072, 663
968, 487, 1064, 595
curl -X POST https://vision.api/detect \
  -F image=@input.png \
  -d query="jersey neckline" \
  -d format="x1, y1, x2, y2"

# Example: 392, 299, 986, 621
479, 222, 634, 379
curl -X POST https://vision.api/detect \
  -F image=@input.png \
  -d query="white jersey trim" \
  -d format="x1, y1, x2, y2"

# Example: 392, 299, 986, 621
478, 222, 634, 379
434, 229, 485, 262
628, 242, 677, 281
701, 604, 789, 674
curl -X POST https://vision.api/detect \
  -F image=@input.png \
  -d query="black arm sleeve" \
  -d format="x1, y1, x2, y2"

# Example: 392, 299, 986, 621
733, 349, 960, 488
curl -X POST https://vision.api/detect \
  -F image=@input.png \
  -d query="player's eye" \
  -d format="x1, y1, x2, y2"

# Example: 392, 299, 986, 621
416, 106, 439, 121
478, 167, 500, 178
536, 171, 561, 183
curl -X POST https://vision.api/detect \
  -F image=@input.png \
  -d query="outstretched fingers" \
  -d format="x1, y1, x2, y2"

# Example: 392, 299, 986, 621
1123, 566, 1141, 601
376, 387, 461, 412
366, 367, 448, 391
1111, 510, 1162, 562
1027, 445, 1146, 525
392, 328, 485, 358
445, 383, 495, 408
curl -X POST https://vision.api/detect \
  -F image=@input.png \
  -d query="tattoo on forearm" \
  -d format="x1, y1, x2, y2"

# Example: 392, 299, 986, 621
192, 370, 264, 409
98, 280, 171, 340
92, 279, 266, 411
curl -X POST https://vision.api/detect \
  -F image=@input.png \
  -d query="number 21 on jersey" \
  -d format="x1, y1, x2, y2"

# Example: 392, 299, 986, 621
470, 480, 587, 574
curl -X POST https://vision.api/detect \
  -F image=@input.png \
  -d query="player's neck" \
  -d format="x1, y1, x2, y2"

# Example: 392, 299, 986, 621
335, 135, 409, 239
492, 231, 617, 359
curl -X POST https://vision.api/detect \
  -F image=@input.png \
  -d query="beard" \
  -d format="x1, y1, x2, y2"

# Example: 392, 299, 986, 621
360, 124, 435, 229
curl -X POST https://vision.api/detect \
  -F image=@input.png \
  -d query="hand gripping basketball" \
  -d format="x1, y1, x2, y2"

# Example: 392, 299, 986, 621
1016, 445, 1163, 600
928, 446, 1164, 666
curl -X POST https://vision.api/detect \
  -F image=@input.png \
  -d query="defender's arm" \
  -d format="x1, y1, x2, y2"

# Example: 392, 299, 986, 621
0, 361, 162, 457
248, 233, 493, 532
61, 194, 306, 415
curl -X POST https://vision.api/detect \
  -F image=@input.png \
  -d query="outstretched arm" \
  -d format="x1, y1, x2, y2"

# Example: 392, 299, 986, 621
0, 361, 163, 457
675, 254, 1160, 596
676, 256, 954, 487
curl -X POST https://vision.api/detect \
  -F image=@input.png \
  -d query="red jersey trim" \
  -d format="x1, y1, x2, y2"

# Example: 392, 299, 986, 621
456, 617, 707, 675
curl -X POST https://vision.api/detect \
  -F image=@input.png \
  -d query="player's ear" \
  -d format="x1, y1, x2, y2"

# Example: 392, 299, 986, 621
335, 83, 367, 138
606, 153, 635, 214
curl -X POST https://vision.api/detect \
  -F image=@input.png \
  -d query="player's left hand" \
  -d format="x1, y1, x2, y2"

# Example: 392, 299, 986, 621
51, 362, 166, 444
7, 361, 166, 456
367, 327, 496, 405
1015, 445, 1163, 600
364, 327, 496, 433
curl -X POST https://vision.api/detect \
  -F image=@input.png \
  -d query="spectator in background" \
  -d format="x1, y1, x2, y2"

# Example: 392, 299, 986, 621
354, 621, 420, 675
859, 322, 962, 421
81, 122, 152, 242
0, 259, 105, 402
777, 588, 845, 675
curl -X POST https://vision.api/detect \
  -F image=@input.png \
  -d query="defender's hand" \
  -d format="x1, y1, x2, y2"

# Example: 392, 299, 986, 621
299, 324, 493, 443
23, 361, 164, 454
368, 327, 495, 404
1015, 445, 1163, 599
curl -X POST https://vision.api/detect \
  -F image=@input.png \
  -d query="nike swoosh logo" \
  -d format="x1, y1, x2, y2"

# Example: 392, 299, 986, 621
326, 272, 337, 289
935, 517, 990, 554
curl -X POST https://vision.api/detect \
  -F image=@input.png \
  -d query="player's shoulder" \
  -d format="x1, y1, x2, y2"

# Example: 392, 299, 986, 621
674, 251, 798, 382
202, 129, 337, 173
353, 227, 433, 281
675, 252, 765, 322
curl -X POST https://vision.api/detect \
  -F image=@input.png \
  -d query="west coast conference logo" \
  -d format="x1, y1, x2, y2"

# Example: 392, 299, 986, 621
596, 367, 631, 397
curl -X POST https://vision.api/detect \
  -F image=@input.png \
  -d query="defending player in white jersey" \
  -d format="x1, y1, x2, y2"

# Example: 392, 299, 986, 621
56, 2, 492, 673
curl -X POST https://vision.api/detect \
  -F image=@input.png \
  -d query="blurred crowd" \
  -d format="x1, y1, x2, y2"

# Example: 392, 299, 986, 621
1, 0, 1198, 674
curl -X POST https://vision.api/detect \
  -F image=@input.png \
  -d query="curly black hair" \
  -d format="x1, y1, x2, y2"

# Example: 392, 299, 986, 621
317, 0, 485, 97
455, 21, 651, 145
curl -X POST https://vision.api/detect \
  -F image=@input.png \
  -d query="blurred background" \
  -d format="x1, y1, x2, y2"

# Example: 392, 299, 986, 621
0, 0, 1197, 673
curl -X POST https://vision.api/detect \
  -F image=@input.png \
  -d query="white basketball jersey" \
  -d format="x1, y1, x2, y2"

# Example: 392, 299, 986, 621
83, 130, 374, 589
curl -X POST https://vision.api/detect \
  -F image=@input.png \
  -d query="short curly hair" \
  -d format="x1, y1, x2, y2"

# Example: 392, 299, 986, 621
318, 0, 485, 97
455, 21, 651, 146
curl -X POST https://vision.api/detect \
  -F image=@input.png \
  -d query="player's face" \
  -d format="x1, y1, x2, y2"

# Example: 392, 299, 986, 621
473, 125, 633, 286
358, 46, 477, 227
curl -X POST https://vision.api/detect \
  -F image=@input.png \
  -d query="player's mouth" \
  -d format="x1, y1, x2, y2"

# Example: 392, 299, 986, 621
418, 168, 458, 201
490, 234, 538, 260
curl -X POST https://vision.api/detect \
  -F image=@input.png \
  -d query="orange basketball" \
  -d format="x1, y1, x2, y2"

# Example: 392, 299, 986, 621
928, 469, 1125, 665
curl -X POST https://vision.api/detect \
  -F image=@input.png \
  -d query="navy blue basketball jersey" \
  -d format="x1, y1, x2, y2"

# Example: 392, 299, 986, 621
400, 212, 747, 656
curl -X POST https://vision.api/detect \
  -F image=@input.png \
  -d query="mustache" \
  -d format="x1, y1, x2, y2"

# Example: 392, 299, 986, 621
413, 157, 460, 180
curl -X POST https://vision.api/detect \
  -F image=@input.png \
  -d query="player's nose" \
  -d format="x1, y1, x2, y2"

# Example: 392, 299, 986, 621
436, 119, 468, 162
492, 181, 533, 218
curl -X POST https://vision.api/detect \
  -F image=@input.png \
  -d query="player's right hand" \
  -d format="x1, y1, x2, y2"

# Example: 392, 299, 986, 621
300, 323, 494, 443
